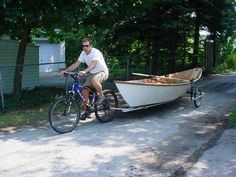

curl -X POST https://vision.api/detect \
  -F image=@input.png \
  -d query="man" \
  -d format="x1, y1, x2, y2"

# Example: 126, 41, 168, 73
61, 37, 109, 119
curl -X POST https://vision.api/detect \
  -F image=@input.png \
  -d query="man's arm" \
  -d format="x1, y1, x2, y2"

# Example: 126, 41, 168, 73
79, 60, 98, 76
61, 60, 81, 75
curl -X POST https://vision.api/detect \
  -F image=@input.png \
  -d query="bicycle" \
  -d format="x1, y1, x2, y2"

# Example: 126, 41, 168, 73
48, 72, 118, 134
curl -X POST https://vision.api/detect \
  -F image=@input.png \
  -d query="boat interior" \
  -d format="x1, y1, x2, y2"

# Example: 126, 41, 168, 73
130, 76, 190, 85
133, 68, 202, 84
115, 68, 202, 85
165, 68, 202, 81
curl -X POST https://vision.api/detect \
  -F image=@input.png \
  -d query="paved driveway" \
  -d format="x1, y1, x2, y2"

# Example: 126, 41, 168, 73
1, 73, 236, 177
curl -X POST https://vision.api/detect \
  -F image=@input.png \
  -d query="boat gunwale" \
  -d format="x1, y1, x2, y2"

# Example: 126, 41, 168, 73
114, 80, 191, 86
115, 68, 202, 86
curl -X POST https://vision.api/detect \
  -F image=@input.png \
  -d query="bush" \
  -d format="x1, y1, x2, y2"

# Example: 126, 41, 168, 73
229, 108, 236, 126
1, 87, 64, 112
213, 51, 236, 73
0, 87, 65, 128
107, 57, 127, 80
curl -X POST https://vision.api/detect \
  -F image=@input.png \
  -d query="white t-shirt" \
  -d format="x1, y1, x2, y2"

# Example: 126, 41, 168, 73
78, 48, 108, 74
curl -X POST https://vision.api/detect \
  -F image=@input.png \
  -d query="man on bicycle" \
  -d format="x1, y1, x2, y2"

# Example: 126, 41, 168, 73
60, 37, 109, 119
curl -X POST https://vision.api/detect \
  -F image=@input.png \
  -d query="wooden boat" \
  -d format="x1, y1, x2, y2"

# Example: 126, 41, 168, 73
114, 68, 202, 109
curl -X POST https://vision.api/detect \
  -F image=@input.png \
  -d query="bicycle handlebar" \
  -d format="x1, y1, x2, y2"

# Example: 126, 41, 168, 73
63, 72, 87, 80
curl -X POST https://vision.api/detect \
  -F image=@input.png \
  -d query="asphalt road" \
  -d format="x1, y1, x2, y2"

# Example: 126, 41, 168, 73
0, 73, 236, 177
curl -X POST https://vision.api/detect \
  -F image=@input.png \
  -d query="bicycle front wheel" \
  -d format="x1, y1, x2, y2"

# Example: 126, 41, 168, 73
95, 90, 118, 123
49, 96, 80, 134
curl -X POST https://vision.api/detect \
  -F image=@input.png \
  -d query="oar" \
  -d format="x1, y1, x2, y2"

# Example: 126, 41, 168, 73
133, 72, 189, 82
132, 73, 155, 77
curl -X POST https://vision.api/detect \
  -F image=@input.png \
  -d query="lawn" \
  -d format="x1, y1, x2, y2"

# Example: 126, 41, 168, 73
0, 105, 49, 128
0, 87, 64, 128
229, 108, 236, 126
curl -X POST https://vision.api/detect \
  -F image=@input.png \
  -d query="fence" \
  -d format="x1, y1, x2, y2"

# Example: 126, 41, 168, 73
106, 55, 198, 80
0, 55, 204, 93
0, 62, 66, 108
0, 71, 4, 108
0, 53, 209, 109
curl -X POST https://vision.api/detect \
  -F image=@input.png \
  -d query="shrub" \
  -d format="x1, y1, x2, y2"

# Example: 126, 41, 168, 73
229, 108, 236, 126
213, 50, 236, 73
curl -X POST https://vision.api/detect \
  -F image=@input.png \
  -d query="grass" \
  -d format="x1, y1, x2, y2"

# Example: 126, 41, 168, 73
2, 87, 64, 111
0, 87, 64, 128
229, 108, 236, 126
0, 105, 49, 128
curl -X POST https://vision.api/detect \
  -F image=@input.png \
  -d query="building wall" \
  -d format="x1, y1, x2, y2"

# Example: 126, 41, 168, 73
36, 39, 66, 73
0, 40, 39, 94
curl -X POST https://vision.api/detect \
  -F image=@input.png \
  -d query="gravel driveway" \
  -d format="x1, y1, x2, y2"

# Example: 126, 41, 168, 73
1, 73, 236, 177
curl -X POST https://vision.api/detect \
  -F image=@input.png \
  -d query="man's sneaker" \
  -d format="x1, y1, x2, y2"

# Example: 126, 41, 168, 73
80, 111, 91, 120
95, 95, 105, 106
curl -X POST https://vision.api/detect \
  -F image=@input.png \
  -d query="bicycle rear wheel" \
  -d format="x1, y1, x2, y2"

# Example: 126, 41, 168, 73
49, 96, 80, 134
95, 90, 118, 123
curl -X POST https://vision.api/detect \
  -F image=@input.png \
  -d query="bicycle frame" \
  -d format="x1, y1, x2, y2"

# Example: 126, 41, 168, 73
67, 73, 97, 111
49, 72, 118, 133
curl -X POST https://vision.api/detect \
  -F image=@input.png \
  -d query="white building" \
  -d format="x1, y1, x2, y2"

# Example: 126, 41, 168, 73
0, 39, 39, 93
34, 38, 66, 74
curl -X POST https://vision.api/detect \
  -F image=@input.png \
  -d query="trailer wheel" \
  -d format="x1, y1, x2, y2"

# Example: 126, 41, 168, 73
193, 88, 203, 108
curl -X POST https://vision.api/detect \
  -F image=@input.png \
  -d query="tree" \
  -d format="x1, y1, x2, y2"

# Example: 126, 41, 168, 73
106, 0, 236, 74
1, 0, 134, 96
207, 0, 236, 66
108, 0, 194, 74
0, 0, 85, 97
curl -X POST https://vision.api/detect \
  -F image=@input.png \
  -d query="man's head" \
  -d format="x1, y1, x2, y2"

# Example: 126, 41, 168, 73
81, 37, 92, 54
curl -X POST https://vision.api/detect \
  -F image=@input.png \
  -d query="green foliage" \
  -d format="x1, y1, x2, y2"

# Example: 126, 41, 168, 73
229, 108, 236, 126
1, 87, 64, 112
0, 87, 65, 128
106, 0, 236, 74
213, 50, 236, 73
1, 0, 236, 92
0, 106, 48, 128
106, 56, 127, 79
105, 39, 152, 79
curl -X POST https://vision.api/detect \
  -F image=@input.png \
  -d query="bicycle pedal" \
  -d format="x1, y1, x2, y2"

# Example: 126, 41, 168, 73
87, 115, 92, 119
80, 112, 91, 120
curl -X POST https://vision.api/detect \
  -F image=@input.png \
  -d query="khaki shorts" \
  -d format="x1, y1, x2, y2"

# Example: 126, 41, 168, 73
84, 72, 108, 86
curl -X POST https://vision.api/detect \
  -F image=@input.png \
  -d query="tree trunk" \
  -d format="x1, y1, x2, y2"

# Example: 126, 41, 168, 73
151, 39, 160, 75
169, 32, 177, 73
169, 10, 180, 73
13, 26, 31, 97
193, 13, 200, 67
212, 32, 217, 67
182, 32, 187, 68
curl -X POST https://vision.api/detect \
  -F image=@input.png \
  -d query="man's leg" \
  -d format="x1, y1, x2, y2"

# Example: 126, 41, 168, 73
80, 88, 91, 120
82, 74, 94, 104
91, 76, 103, 97
82, 87, 91, 104
80, 76, 93, 120
91, 72, 108, 105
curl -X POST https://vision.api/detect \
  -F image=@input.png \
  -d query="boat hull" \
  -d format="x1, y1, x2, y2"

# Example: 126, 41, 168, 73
115, 82, 190, 107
